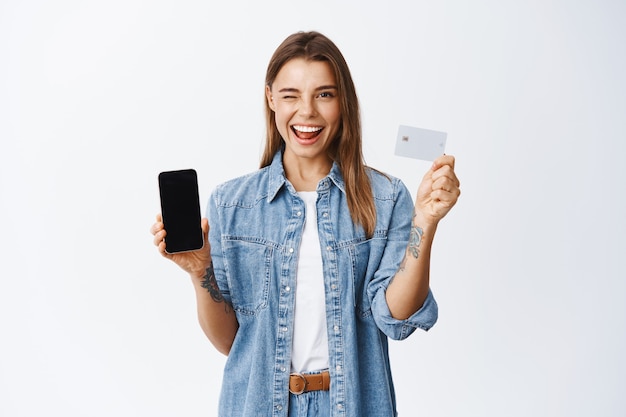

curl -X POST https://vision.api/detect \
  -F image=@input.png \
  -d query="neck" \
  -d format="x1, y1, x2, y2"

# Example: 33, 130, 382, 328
283, 154, 332, 192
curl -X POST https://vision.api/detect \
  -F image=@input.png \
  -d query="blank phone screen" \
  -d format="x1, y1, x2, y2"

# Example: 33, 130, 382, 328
158, 169, 204, 254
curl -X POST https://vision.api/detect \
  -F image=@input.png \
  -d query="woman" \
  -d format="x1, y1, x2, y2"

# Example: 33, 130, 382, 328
151, 31, 460, 417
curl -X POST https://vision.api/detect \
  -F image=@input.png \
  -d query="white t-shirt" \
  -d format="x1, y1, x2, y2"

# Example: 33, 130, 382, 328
291, 191, 330, 373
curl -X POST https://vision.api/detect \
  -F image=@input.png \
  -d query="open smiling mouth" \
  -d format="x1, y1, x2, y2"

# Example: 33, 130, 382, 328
291, 125, 324, 140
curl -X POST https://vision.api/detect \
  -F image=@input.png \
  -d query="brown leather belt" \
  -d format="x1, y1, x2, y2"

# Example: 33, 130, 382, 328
289, 370, 330, 395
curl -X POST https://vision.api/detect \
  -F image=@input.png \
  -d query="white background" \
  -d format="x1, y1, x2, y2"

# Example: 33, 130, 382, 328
1, 1, 625, 416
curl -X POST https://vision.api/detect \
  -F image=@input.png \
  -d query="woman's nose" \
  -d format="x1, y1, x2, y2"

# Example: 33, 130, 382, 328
298, 97, 317, 117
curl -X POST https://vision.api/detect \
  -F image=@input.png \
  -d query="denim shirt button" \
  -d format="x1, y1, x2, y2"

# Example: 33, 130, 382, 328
331, 284, 337, 290
334, 325, 339, 331
296, 211, 302, 216
289, 248, 294, 253
323, 212, 328, 217
337, 404, 343, 410
276, 404, 283, 411
285, 286, 291, 292
326, 246, 331, 251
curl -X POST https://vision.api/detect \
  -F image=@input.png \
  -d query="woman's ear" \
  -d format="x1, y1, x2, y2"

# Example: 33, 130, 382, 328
265, 85, 276, 111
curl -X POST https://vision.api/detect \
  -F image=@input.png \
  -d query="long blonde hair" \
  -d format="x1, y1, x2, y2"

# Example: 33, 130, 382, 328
260, 31, 376, 238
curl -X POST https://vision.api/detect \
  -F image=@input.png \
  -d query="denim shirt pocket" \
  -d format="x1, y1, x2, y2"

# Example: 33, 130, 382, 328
221, 236, 273, 316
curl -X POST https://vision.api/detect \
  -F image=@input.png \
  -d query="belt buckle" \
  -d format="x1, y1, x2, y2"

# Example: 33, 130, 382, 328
289, 373, 307, 395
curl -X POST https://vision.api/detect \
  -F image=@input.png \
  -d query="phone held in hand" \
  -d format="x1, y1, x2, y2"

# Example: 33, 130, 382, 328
158, 169, 204, 254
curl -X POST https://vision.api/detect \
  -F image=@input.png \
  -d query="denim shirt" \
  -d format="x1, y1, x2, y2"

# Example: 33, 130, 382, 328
207, 150, 438, 417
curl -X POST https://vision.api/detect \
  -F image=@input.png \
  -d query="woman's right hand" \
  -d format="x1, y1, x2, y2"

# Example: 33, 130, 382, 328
150, 214, 211, 279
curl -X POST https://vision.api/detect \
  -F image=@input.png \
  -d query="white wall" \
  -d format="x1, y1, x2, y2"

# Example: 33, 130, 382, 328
1, 1, 624, 416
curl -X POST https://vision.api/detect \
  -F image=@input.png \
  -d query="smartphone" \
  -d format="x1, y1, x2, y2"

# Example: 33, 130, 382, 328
158, 169, 204, 254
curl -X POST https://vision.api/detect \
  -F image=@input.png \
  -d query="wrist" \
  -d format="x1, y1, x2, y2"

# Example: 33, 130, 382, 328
189, 267, 208, 282
412, 211, 438, 233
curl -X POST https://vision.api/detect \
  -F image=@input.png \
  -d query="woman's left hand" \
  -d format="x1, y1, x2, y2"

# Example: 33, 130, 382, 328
415, 154, 461, 225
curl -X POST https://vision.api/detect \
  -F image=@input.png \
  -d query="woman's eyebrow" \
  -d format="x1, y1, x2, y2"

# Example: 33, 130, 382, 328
277, 85, 338, 93
315, 85, 338, 91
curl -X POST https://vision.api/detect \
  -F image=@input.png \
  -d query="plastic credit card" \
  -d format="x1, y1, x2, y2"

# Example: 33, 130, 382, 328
394, 125, 447, 161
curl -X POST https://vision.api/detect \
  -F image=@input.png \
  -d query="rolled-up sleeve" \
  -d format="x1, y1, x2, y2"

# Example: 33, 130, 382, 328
371, 288, 438, 340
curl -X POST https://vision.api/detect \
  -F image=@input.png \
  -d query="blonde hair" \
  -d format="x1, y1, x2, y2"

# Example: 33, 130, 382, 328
260, 31, 376, 237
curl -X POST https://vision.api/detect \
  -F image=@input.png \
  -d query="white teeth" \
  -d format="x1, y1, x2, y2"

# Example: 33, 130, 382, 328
293, 125, 323, 133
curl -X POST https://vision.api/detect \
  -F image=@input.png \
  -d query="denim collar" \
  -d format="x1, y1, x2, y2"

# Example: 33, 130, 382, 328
266, 149, 346, 202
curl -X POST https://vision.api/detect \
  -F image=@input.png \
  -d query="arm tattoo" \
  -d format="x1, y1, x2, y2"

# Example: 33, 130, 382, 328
399, 215, 424, 272
200, 262, 233, 313
407, 224, 424, 259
